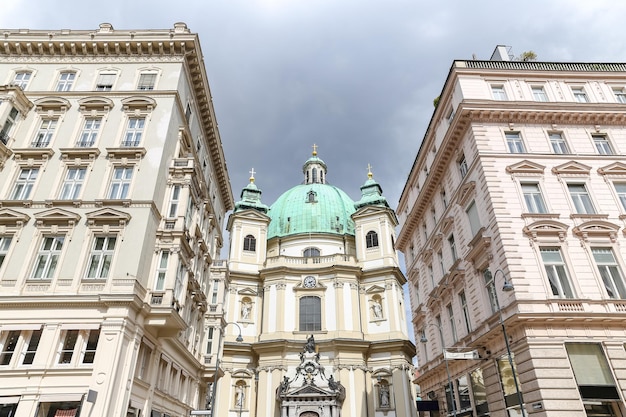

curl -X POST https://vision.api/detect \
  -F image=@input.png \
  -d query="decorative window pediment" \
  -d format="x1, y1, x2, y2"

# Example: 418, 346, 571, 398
506, 160, 545, 175
598, 162, 626, 177
420, 248, 433, 263
441, 217, 454, 234
466, 231, 491, 270
457, 181, 476, 206
78, 96, 114, 113
237, 287, 258, 296
33, 96, 71, 114
365, 285, 385, 294
34, 208, 80, 228
0, 208, 30, 228
523, 220, 569, 241
121, 96, 156, 113
551, 161, 592, 176
85, 208, 131, 228
572, 220, 620, 242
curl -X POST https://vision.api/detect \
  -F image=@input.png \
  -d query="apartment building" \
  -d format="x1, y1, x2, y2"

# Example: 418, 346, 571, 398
0, 23, 233, 417
397, 46, 626, 417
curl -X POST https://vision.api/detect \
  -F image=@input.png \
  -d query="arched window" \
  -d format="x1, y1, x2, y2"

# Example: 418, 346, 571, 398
299, 296, 321, 331
303, 247, 320, 257
307, 190, 316, 203
243, 234, 256, 252
366, 231, 379, 248
312, 168, 317, 183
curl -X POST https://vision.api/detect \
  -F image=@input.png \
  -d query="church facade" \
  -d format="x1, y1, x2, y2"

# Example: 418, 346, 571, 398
214, 150, 416, 417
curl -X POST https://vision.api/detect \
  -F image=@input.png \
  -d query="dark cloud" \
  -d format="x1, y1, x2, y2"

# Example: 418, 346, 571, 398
4, 0, 626, 208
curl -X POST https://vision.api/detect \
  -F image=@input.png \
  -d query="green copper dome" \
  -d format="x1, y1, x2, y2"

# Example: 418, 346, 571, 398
267, 149, 355, 239
267, 183, 356, 239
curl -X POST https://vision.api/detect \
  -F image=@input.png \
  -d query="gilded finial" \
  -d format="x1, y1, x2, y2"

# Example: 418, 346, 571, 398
312, 143, 318, 156
367, 163, 373, 179
249, 167, 256, 183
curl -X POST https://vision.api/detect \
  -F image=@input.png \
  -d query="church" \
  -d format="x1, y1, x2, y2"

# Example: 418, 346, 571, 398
214, 148, 416, 417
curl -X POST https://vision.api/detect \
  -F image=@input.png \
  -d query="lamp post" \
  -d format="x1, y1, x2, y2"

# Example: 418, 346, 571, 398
485, 269, 525, 417
420, 323, 457, 417
208, 321, 243, 417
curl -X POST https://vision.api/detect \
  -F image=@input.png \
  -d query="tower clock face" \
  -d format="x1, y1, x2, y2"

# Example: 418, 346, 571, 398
303, 276, 316, 288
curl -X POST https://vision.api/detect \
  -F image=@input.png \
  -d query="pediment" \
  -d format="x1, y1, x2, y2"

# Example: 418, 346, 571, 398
0, 208, 30, 226
523, 220, 569, 241
287, 384, 334, 397
237, 287, 258, 296
597, 162, 626, 177
85, 208, 131, 226
34, 208, 80, 226
34, 96, 71, 112
365, 285, 385, 294
233, 209, 271, 222
353, 205, 388, 218
457, 181, 476, 206
551, 161, 592, 175
121, 95, 156, 112
506, 160, 546, 175
78, 96, 114, 112
573, 220, 620, 242
440, 217, 454, 234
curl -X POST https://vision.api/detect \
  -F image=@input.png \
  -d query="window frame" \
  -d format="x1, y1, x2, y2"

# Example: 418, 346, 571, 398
0, 330, 21, 366
505, 131, 525, 153
459, 155, 469, 178
80, 329, 101, 364
21, 328, 43, 365
121, 116, 146, 147
31, 235, 65, 279
567, 183, 596, 214
167, 185, 182, 218
154, 250, 169, 291
55, 71, 76, 92
137, 72, 157, 91
59, 167, 87, 200
243, 234, 256, 252
84, 236, 117, 279
95, 71, 117, 91
303, 247, 321, 257
299, 295, 322, 332
31, 118, 57, 148
591, 133, 614, 155
76, 117, 102, 147
521, 182, 548, 214
491, 85, 508, 101
592, 248, 626, 299
0, 235, 12, 270
12, 71, 32, 89
540, 247, 576, 298
571, 86, 589, 103
11, 167, 39, 200
107, 166, 133, 200
548, 131, 569, 154
366, 230, 379, 248
531, 85, 548, 102
612, 87, 626, 104
613, 182, 626, 212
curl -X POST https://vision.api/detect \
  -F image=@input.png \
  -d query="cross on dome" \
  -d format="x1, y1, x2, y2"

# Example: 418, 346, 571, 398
249, 167, 256, 183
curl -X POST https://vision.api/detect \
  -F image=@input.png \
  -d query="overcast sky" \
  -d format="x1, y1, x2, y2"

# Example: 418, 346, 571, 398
3, 0, 626, 209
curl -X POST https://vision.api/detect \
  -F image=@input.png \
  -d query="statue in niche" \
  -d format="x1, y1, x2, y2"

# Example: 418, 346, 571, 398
372, 298, 383, 319
235, 385, 245, 407
379, 383, 390, 407
241, 301, 251, 320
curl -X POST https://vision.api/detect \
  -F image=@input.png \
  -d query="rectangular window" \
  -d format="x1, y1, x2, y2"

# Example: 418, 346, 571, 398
549, 132, 569, 154
12, 71, 31, 89
613, 87, 626, 104
568, 183, 595, 214
614, 183, 626, 211
505, 131, 525, 153
155, 250, 169, 291
32, 119, 57, 147
497, 356, 524, 409
466, 201, 481, 236
438, 250, 444, 275
470, 368, 489, 417
136, 341, 152, 380
58, 330, 79, 364
81, 329, 100, 364
592, 248, 626, 299
483, 270, 498, 314
299, 296, 322, 331
85, 236, 116, 279
77, 118, 101, 147
565, 343, 619, 401
95, 72, 116, 91
108, 167, 133, 199
572, 87, 589, 103
491, 85, 507, 100
447, 303, 457, 342
521, 183, 547, 214
0, 330, 20, 365
457, 375, 471, 410
0, 236, 12, 268
168, 185, 181, 218
174, 260, 186, 300
211, 279, 219, 304
460, 291, 471, 333
532, 86, 548, 102
59, 168, 86, 200
122, 117, 145, 147
592, 134, 614, 155
32, 236, 64, 279
137, 73, 157, 90
21, 329, 42, 365
448, 234, 457, 262
185, 103, 192, 123
540, 248, 575, 298
459, 156, 468, 178
1, 107, 19, 144
56, 72, 76, 91
206, 327, 214, 354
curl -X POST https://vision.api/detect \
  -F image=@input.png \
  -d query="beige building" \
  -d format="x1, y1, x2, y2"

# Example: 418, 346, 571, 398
0, 24, 233, 417
397, 46, 626, 417
216, 151, 416, 417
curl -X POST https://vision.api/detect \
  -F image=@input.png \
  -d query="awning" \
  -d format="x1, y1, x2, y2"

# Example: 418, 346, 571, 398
416, 400, 440, 411
54, 409, 78, 417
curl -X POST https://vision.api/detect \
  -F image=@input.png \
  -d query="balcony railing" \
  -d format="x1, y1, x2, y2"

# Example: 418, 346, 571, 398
265, 253, 355, 266
459, 60, 626, 73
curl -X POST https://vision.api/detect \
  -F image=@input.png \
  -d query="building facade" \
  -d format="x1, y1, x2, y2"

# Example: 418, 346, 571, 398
0, 24, 233, 417
218, 150, 416, 417
397, 46, 626, 417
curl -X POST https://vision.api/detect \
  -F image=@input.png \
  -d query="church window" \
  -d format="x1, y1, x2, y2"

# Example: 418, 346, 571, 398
243, 235, 256, 252
307, 190, 317, 203
312, 168, 317, 183
299, 296, 321, 331
303, 247, 320, 257
366, 231, 379, 248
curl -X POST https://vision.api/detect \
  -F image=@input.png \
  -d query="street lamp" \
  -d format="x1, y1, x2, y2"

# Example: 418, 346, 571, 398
484, 269, 525, 417
208, 321, 243, 417
420, 323, 457, 417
